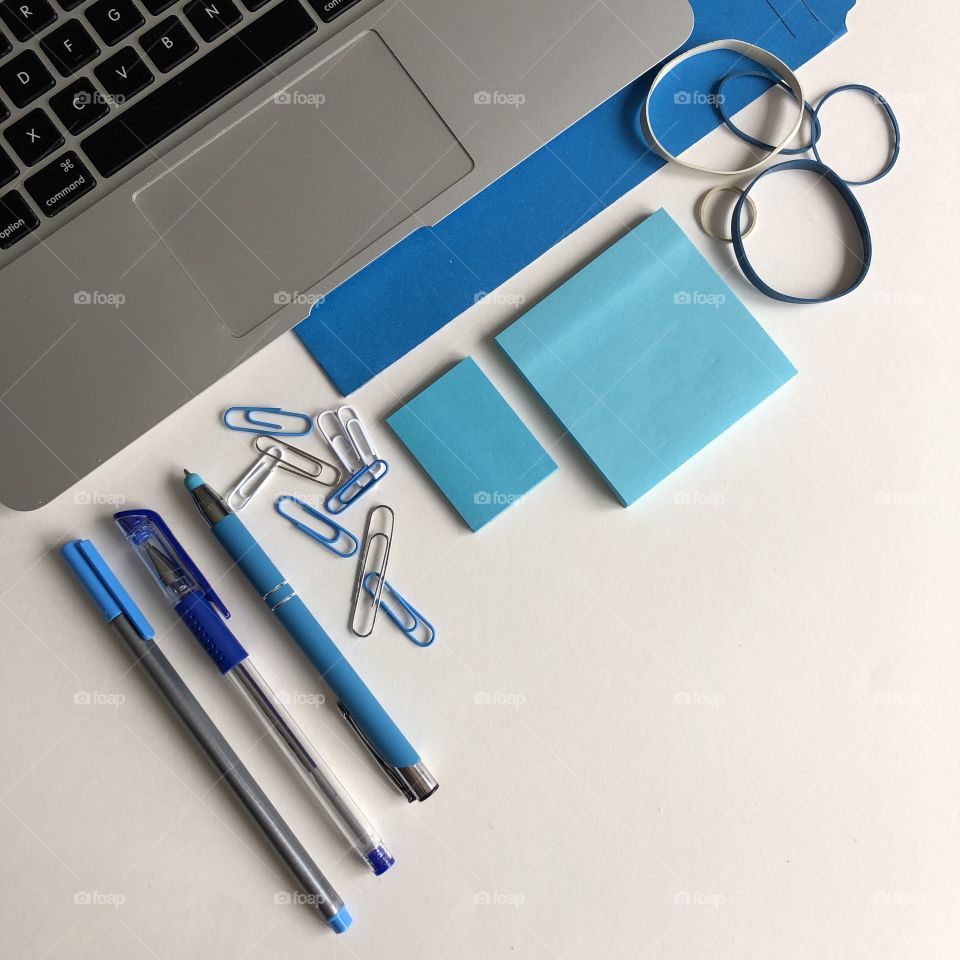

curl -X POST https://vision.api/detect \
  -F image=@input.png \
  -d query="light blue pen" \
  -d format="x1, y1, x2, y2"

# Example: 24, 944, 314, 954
183, 469, 438, 803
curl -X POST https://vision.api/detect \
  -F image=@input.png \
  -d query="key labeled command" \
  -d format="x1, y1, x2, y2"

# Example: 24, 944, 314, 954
24, 150, 96, 216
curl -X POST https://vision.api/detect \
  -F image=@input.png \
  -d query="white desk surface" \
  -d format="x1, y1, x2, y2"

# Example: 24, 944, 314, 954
2, 2, 958, 956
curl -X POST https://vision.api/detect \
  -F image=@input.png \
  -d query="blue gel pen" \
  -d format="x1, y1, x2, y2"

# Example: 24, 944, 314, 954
114, 509, 395, 875
182, 470, 438, 803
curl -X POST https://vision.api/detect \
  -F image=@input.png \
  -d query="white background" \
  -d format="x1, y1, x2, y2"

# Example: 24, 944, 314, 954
2, 1, 958, 956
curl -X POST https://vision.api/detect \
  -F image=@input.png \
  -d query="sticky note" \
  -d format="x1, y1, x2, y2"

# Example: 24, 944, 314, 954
496, 209, 797, 507
387, 358, 557, 531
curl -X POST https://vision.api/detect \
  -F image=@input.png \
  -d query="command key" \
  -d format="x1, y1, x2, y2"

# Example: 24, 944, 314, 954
25, 152, 97, 218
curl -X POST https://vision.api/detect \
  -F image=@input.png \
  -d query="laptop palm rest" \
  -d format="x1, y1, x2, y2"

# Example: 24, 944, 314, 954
133, 30, 473, 337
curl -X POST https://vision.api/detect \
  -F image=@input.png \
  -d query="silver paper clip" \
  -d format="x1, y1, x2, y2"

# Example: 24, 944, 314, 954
350, 504, 394, 638
275, 495, 359, 558
226, 444, 283, 511
254, 435, 342, 487
363, 572, 436, 647
223, 406, 312, 436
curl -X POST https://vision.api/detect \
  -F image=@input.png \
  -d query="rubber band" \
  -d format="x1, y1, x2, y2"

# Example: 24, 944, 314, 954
731, 158, 872, 304
716, 70, 821, 156
696, 185, 758, 243
811, 83, 900, 185
639, 39, 805, 176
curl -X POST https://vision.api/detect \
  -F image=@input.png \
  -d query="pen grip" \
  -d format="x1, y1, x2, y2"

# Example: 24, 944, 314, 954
175, 593, 247, 674
212, 513, 421, 769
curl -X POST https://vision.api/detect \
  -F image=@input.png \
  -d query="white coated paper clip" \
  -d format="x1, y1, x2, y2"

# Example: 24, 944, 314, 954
317, 405, 388, 511
226, 445, 283, 511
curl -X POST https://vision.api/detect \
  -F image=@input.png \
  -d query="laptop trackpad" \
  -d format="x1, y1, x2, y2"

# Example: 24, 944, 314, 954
134, 30, 473, 337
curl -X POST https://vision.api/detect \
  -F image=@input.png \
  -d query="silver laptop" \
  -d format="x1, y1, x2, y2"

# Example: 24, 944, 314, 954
0, 0, 691, 509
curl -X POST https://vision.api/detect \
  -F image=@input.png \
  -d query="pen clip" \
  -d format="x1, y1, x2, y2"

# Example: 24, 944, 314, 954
61, 539, 156, 640
336, 701, 417, 803
114, 509, 230, 619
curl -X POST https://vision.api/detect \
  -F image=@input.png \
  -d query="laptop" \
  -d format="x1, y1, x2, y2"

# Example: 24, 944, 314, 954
0, 0, 692, 509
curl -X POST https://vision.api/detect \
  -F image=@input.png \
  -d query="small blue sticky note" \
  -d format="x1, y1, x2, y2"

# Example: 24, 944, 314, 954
496, 209, 797, 507
387, 358, 557, 531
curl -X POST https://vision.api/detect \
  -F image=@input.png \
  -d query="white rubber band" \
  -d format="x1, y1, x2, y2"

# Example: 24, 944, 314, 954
639, 39, 806, 176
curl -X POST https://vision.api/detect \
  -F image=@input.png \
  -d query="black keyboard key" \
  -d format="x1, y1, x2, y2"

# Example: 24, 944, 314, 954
239, 0, 269, 10
0, 27, 10, 55
0, 0, 56, 41
39, 18, 99, 76
0, 190, 38, 247
85, 0, 142, 45
50, 76, 109, 132
24, 150, 95, 215
185, 0, 240, 42
4, 107, 63, 164
141, 0, 175, 13
94, 45, 152, 100
83, 0, 316, 178
140, 16, 196, 73
0, 96, 7, 121
0, 144, 16, 185
0, 50, 55, 107
307, 0, 360, 23
55, 0, 84, 10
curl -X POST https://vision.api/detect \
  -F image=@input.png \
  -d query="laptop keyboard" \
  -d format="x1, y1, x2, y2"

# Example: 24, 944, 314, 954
0, 0, 364, 251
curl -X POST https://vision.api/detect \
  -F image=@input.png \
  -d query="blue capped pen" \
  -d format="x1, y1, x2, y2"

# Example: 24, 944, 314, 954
114, 508, 396, 875
61, 538, 351, 931
182, 469, 438, 802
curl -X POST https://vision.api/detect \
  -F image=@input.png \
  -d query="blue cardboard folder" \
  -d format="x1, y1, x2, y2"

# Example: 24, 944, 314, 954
297, 0, 854, 395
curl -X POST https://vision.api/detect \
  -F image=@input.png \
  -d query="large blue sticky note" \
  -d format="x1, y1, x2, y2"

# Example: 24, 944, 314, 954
496, 209, 797, 507
387, 358, 557, 531
297, 0, 853, 394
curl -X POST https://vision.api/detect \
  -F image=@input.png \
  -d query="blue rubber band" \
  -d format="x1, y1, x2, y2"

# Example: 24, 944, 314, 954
716, 70, 821, 156
731, 158, 872, 304
811, 83, 900, 186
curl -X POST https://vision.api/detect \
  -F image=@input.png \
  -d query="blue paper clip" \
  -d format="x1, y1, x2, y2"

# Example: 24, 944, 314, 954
362, 572, 436, 647
325, 459, 389, 514
275, 495, 359, 558
223, 406, 312, 436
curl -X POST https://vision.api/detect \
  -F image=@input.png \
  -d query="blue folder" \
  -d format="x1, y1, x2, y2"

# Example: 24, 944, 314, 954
296, 0, 854, 395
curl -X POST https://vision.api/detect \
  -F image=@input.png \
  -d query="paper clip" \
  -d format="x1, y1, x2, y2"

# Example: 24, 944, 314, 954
254, 436, 342, 487
275, 495, 359, 558
363, 573, 436, 647
325, 459, 389, 514
317, 405, 387, 475
350, 505, 394, 638
226, 445, 283, 511
223, 406, 312, 436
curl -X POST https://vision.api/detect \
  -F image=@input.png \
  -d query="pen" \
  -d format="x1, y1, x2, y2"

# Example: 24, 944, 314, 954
182, 469, 438, 803
113, 508, 395, 875
61, 538, 352, 933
